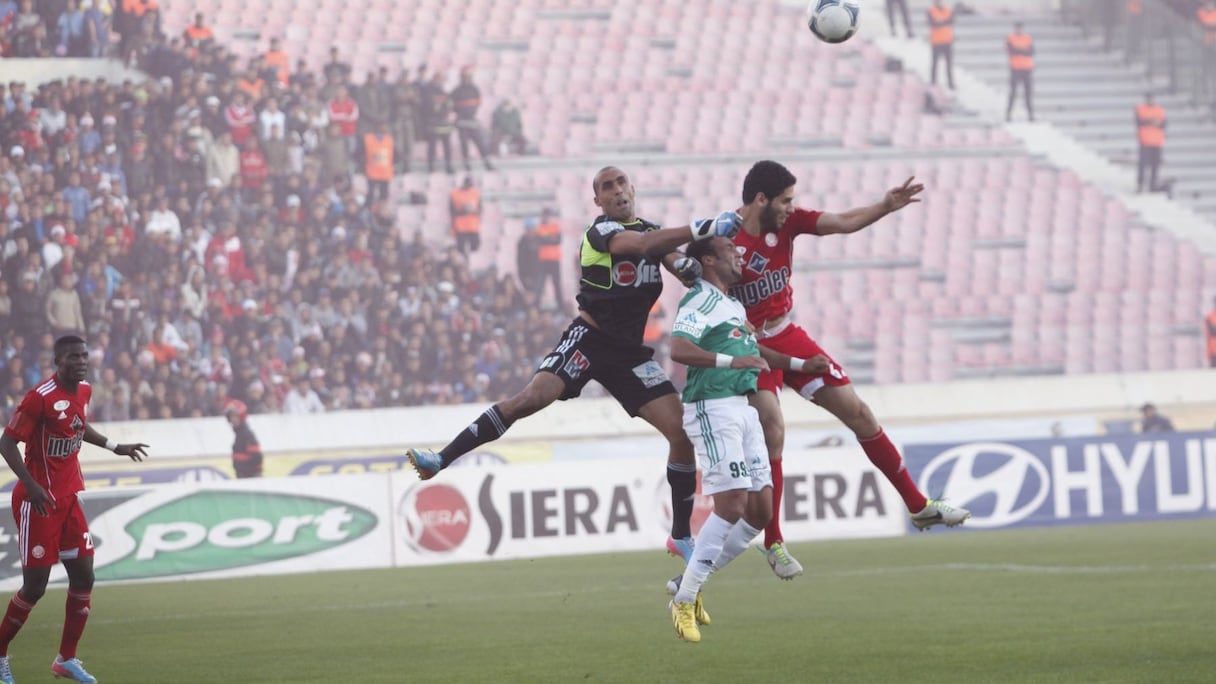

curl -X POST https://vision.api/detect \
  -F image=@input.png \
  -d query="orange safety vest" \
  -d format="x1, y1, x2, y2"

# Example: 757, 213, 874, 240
184, 25, 213, 43
450, 187, 481, 234
535, 221, 562, 262
265, 50, 290, 86
1007, 33, 1034, 71
1127, 0, 1142, 15
237, 77, 264, 101
1136, 103, 1165, 147
363, 134, 394, 181
1206, 311, 1216, 358
1199, 7, 1216, 46
928, 5, 954, 46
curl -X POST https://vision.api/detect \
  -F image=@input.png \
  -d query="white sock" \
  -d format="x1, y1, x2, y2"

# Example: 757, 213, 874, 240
713, 519, 762, 570
674, 512, 733, 604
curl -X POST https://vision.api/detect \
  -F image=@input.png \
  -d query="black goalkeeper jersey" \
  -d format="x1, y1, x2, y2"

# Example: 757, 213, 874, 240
576, 216, 665, 347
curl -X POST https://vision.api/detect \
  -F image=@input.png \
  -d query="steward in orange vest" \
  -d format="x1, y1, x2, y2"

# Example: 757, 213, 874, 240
183, 14, 213, 48
928, 1, 955, 89
1005, 22, 1034, 122
534, 209, 563, 307
265, 38, 291, 87
364, 123, 395, 202
450, 177, 482, 254
1135, 93, 1165, 193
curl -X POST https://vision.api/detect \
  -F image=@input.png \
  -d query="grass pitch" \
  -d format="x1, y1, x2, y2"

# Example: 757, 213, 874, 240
9, 518, 1214, 683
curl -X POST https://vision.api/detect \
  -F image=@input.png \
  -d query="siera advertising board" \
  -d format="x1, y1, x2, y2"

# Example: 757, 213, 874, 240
904, 431, 1216, 530
390, 448, 905, 567
0, 475, 395, 591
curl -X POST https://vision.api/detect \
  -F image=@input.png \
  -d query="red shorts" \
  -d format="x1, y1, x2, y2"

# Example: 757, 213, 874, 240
756, 323, 850, 396
12, 488, 93, 568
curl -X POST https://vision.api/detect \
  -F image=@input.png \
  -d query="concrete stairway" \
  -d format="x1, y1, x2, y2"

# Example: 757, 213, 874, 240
910, 3, 1216, 221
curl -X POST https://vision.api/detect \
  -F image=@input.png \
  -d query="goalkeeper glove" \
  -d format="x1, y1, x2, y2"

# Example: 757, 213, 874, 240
691, 210, 743, 241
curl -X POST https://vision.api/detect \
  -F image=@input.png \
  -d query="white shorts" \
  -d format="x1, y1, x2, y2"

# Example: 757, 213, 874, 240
682, 396, 772, 496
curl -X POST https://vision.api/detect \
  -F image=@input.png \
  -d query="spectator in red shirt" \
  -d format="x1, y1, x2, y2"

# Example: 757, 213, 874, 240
224, 91, 256, 146
326, 85, 359, 157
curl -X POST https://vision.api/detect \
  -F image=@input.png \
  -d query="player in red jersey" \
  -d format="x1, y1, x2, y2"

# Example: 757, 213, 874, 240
729, 161, 970, 580
0, 336, 148, 684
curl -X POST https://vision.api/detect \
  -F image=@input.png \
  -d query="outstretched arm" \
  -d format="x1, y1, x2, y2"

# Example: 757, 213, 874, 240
758, 346, 830, 374
84, 424, 149, 462
606, 212, 742, 258
817, 176, 923, 235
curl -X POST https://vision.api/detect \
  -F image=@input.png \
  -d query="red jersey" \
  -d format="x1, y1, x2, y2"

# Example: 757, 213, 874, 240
327, 98, 359, 137
2, 375, 92, 500
225, 104, 256, 145
728, 208, 822, 326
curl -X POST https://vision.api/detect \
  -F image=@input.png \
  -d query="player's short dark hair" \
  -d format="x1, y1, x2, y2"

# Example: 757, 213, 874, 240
592, 166, 623, 193
742, 160, 797, 205
684, 238, 717, 264
53, 335, 86, 358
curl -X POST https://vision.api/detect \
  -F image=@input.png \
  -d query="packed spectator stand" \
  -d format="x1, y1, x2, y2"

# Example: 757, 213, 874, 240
4, 0, 1216, 427
0, 3, 570, 424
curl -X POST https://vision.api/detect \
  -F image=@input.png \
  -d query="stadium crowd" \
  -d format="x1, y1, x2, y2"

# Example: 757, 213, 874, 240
0, 10, 567, 424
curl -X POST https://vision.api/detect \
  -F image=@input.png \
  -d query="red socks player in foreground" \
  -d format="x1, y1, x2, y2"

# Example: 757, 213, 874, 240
0, 336, 149, 683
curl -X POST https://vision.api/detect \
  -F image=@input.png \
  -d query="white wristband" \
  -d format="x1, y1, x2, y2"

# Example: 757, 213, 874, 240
791, 358, 807, 373
715, 353, 733, 369
104, 438, 118, 451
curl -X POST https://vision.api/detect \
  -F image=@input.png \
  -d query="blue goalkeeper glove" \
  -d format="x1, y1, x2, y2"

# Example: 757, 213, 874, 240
673, 255, 702, 285
691, 211, 743, 241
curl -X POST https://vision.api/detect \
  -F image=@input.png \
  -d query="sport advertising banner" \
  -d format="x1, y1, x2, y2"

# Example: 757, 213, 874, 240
390, 447, 906, 567
905, 431, 1216, 530
0, 475, 396, 592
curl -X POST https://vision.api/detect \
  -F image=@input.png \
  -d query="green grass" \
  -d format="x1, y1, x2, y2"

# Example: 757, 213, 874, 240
10, 519, 1216, 683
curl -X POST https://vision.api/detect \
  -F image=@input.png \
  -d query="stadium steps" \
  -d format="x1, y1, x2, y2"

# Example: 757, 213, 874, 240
935, 9, 1216, 224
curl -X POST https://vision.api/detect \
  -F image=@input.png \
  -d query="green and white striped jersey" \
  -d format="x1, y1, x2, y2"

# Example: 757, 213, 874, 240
672, 280, 760, 402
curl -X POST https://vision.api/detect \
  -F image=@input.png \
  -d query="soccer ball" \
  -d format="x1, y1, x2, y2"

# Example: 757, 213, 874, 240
808, 0, 861, 44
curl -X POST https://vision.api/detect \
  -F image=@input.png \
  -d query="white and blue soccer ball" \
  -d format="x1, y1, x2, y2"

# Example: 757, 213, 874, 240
808, 0, 861, 44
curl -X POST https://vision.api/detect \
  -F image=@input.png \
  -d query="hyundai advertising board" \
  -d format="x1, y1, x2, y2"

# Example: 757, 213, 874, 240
904, 431, 1216, 529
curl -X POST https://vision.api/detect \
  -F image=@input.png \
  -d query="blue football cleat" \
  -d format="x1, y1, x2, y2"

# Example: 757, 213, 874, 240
406, 448, 443, 480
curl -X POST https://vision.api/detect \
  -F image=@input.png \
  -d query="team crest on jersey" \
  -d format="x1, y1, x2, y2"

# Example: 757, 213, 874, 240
746, 252, 770, 274
71, 415, 83, 431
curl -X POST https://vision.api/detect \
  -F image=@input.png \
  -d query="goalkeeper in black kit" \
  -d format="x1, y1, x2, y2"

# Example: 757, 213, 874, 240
406, 165, 742, 563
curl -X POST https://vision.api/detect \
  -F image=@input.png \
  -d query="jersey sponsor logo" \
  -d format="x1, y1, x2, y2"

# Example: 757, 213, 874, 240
632, 360, 669, 389
562, 350, 591, 379
672, 311, 703, 337
595, 220, 623, 237
612, 261, 661, 287
746, 252, 770, 274
729, 266, 791, 307
47, 433, 84, 458
52, 400, 70, 411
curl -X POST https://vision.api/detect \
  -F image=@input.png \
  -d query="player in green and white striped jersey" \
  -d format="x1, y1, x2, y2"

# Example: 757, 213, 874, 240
664, 236, 828, 643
